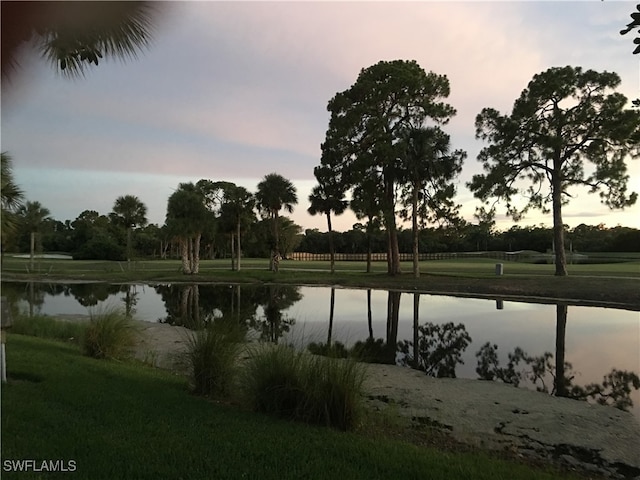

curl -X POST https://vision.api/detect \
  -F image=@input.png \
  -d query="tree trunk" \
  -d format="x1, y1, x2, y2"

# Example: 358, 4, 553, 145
126, 227, 132, 266
555, 304, 568, 397
552, 166, 568, 276
192, 233, 201, 274
382, 178, 401, 276
413, 293, 420, 369
180, 237, 191, 274
412, 186, 420, 278
271, 213, 279, 272
230, 233, 236, 271
236, 220, 242, 272
30, 231, 35, 271
366, 232, 372, 273
327, 212, 335, 274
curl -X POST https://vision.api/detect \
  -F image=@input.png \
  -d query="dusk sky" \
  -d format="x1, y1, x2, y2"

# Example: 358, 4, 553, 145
2, 1, 639, 233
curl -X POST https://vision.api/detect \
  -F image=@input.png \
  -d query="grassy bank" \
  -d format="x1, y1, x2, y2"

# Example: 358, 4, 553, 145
2, 256, 639, 308
1, 335, 579, 480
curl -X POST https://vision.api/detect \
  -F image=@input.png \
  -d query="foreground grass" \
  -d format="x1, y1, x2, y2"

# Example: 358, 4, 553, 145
2, 335, 575, 480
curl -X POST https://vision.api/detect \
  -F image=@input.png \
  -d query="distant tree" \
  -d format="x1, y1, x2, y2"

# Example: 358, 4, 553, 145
469, 66, 640, 276
17, 201, 51, 270
255, 173, 298, 271
110, 194, 147, 263
350, 179, 383, 273
308, 165, 348, 273
1, 152, 24, 258
166, 183, 208, 274
2, 1, 158, 79
218, 185, 255, 271
321, 60, 457, 275
399, 126, 465, 277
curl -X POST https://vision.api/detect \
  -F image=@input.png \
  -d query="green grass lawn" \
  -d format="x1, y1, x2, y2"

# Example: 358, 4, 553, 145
1, 335, 579, 480
2, 256, 639, 308
3, 255, 639, 277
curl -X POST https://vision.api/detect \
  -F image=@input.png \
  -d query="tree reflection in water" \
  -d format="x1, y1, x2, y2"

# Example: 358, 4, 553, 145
475, 304, 640, 412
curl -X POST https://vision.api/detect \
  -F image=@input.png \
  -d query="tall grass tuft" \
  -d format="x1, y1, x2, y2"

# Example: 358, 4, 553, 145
185, 321, 244, 397
82, 307, 139, 360
11, 315, 87, 344
241, 344, 366, 430
302, 355, 366, 430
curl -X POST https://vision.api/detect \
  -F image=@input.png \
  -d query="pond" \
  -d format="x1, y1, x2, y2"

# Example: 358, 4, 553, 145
3, 281, 639, 417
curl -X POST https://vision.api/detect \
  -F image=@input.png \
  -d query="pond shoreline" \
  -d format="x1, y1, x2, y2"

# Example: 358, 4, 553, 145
127, 320, 640, 480
3, 275, 640, 311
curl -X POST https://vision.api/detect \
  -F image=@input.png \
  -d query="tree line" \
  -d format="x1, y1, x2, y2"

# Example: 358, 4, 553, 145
2, 8, 639, 275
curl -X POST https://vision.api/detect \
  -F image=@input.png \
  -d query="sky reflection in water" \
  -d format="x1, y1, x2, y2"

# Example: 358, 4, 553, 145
5, 283, 639, 417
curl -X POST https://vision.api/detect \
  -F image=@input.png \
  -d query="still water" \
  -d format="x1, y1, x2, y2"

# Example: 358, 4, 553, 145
3, 281, 639, 416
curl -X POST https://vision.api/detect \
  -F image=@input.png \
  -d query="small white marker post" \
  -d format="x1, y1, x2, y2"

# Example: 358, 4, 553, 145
1, 297, 13, 382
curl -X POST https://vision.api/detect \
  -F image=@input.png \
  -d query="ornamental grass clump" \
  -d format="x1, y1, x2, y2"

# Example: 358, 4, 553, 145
241, 344, 366, 430
240, 344, 306, 418
186, 321, 244, 397
302, 355, 366, 430
82, 307, 138, 360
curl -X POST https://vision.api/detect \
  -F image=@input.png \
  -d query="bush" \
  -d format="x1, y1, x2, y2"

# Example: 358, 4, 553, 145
241, 344, 366, 430
185, 322, 244, 397
11, 315, 87, 344
73, 235, 125, 261
82, 307, 138, 359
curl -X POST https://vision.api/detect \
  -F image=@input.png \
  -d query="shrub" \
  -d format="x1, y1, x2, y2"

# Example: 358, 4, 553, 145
11, 315, 87, 344
185, 322, 244, 397
82, 307, 139, 359
241, 344, 366, 430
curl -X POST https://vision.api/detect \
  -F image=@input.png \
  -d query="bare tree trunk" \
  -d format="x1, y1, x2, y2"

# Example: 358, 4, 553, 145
180, 237, 191, 274
230, 233, 236, 271
412, 187, 420, 278
366, 232, 372, 273
327, 212, 335, 274
413, 292, 420, 369
30, 231, 35, 271
126, 227, 132, 266
192, 233, 201, 274
552, 168, 567, 276
236, 220, 242, 272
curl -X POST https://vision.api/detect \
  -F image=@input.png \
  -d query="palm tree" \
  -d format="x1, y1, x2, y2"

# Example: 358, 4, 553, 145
308, 166, 347, 274
2, 1, 158, 79
166, 183, 208, 274
1, 152, 24, 259
219, 185, 255, 271
255, 173, 298, 272
17, 201, 51, 271
111, 194, 148, 264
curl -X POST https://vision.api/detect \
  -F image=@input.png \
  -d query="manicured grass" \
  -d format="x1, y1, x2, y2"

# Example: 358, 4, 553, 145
10, 315, 87, 344
2, 335, 576, 480
2, 256, 639, 308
